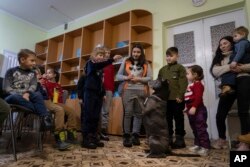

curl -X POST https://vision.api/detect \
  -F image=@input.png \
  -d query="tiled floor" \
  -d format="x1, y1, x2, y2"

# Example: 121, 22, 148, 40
0, 133, 229, 167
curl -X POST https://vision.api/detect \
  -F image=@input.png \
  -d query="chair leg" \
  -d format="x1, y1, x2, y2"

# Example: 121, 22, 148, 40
9, 110, 17, 161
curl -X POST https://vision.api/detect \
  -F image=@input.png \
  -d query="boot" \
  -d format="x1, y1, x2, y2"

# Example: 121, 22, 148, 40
172, 135, 186, 149
54, 131, 71, 150
67, 129, 78, 144
238, 133, 250, 145
92, 134, 104, 147
123, 133, 132, 147
132, 133, 140, 145
81, 134, 97, 149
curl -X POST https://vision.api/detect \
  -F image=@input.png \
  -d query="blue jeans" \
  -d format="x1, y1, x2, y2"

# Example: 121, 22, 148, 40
5, 92, 49, 117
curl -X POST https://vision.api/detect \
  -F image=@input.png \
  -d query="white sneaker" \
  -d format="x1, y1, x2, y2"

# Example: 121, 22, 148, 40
188, 145, 200, 153
197, 147, 209, 156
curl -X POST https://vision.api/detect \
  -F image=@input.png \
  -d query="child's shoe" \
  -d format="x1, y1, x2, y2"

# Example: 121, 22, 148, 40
67, 129, 78, 144
188, 145, 200, 153
54, 131, 71, 150
197, 147, 209, 156
211, 138, 228, 149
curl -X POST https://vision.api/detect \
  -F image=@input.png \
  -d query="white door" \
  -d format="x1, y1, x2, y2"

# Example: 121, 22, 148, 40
166, 10, 246, 139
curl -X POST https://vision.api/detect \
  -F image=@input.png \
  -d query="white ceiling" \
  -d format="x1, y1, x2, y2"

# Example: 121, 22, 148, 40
0, 0, 124, 31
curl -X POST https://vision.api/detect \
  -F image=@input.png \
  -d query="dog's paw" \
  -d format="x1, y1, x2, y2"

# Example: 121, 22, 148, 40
147, 153, 166, 158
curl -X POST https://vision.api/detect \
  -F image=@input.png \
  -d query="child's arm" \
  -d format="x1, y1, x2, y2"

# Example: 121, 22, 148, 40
189, 82, 204, 115
231, 40, 249, 66
177, 66, 188, 100
28, 73, 37, 93
91, 55, 122, 71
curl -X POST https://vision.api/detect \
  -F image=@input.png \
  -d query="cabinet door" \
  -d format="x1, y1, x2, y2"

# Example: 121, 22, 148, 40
108, 97, 124, 135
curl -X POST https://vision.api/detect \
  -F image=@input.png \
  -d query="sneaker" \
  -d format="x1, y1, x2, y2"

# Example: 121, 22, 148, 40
67, 129, 78, 144
236, 142, 250, 151
211, 139, 228, 149
188, 145, 200, 153
54, 131, 72, 150
99, 132, 109, 141
238, 133, 250, 145
197, 147, 209, 156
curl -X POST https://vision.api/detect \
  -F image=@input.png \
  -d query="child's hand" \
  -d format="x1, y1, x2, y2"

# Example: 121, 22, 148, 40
189, 107, 196, 115
176, 98, 182, 103
103, 96, 106, 101
23, 92, 30, 101
113, 55, 123, 61
183, 107, 188, 113
126, 74, 134, 80
230, 62, 237, 69
131, 76, 140, 83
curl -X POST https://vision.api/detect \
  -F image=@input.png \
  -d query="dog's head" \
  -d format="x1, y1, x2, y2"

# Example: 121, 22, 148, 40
148, 78, 169, 101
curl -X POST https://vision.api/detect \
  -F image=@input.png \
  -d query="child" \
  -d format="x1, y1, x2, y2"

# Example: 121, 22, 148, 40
100, 46, 115, 141
34, 66, 71, 150
116, 43, 152, 147
158, 47, 188, 149
184, 65, 210, 156
3, 49, 53, 130
82, 46, 121, 149
220, 26, 250, 96
43, 68, 78, 144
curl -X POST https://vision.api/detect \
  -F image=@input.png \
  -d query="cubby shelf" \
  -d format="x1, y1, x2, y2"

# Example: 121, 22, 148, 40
35, 9, 152, 91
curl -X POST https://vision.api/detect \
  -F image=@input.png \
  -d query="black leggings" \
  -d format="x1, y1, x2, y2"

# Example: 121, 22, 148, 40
216, 93, 236, 139
236, 76, 250, 135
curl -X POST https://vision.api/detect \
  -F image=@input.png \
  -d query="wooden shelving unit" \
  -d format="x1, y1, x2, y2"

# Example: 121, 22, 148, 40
35, 9, 152, 90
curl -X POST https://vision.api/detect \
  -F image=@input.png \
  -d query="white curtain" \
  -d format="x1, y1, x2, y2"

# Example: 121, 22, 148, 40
0, 50, 18, 77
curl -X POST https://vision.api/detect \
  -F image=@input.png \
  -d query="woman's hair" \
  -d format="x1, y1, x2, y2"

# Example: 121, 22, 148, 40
128, 43, 146, 66
188, 65, 204, 81
47, 68, 59, 82
209, 36, 234, 78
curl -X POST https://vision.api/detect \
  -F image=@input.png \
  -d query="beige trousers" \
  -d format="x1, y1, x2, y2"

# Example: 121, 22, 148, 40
44, 100, 77, 131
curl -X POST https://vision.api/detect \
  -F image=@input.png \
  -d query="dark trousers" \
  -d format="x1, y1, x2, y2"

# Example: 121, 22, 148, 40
82, 90, 103, 136
216, 93, 236, 139
221, 72, 236, 86
236, 76, 250, 135
166, 100, 185, 137
5, 92, 49, 116
188, 105, 210, 149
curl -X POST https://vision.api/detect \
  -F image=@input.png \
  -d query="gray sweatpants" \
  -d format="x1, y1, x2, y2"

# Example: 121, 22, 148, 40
122, 89, 145, 134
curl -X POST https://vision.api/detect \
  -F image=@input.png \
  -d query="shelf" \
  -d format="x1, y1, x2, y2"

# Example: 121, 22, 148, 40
48, 34, 64, 63
110, 45, 129, 55
35, 40, 48, 55
61, 84, 77, 90
47, 61, 61, 66
131, 10, 152, 28
61, 70, 79, 76
64, 28, 83, 59
82, 21, 104, 55
104, 12, 130, 49
63, 57, 80, 64
37, 53, 47, 60
131, 41, 152, 48
131, 25, 151, 33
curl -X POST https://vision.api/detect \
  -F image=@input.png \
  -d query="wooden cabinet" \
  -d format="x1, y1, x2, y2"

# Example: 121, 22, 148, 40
35, 9, 152, 135
35, 9, 152, 90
